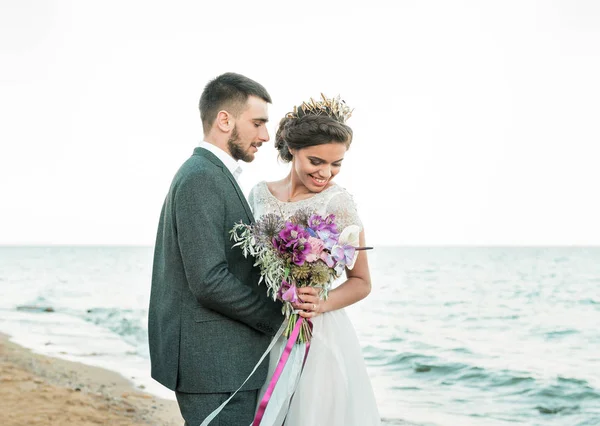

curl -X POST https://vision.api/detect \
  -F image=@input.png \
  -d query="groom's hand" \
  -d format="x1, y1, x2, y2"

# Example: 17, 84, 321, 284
293, 287, 322, 319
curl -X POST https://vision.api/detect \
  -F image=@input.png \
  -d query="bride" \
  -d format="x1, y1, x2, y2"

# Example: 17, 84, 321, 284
248, 95, 381, 425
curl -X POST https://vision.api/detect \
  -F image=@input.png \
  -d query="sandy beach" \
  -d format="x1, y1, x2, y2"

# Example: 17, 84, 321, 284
0, 333, 183, 426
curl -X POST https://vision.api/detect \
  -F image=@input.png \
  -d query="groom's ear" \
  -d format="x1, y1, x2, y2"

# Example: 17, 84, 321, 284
216, 110, 233, 133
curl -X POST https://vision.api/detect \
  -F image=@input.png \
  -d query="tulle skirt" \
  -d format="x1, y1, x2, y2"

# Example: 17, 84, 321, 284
257, 308, 381, 425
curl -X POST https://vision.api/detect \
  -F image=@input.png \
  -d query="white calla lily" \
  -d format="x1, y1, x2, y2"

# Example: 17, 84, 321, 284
338, 225, 361, 269
339, 225, 360, 246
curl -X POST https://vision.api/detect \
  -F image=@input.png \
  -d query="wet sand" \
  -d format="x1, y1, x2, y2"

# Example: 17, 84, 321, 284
0, 333, 183, 425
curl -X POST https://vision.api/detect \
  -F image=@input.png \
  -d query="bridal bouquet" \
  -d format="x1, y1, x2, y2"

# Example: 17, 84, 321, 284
230, 209, 361, 343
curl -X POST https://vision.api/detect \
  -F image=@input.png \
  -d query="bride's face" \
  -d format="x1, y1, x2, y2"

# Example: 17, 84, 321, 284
291, 142, 347, 192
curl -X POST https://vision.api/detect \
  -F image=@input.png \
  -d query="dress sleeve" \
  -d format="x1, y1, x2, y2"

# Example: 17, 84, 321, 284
325, 188, 363, 232
247, 184, 257, 214
248, 182, 265, 217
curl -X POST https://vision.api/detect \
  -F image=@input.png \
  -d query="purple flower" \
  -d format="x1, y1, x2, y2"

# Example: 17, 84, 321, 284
307, 214, 339, 249
277, 280, 299, 303
272, 236, 284, 253
317, 229, 339, 250
321, 251, 335, 268
331, 244, 356, 266
330, 245, 346, 262
273, 222, 311, 265
308, 214, 338, 234
290, 243, 310, 265
322, 244, 357, 275
279, 223, 309, 245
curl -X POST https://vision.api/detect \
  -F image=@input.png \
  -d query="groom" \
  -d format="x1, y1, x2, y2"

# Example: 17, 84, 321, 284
148, 72, 283, 425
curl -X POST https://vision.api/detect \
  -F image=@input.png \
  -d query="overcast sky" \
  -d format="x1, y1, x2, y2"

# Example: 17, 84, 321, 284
1, 0, 599, 246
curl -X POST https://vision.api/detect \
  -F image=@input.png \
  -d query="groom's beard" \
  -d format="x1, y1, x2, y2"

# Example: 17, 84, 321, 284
228, 126, 257, 162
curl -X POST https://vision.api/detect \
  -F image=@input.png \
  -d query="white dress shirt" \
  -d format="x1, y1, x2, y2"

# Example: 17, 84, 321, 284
197, 141, 243, 184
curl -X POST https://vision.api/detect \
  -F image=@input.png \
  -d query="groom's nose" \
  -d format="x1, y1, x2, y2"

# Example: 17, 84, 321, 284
258, 125, 269, 142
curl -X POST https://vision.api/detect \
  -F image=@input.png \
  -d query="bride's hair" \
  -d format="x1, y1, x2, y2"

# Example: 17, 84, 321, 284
275, 96, 353, 163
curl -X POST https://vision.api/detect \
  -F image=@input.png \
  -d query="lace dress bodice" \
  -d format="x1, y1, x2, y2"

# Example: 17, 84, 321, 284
248, 181, 363, 232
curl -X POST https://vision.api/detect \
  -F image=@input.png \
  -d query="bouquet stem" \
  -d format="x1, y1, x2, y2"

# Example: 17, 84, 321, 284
284, 313, 313, 343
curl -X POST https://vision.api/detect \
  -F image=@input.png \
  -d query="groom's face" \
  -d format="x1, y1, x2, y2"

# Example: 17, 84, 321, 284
227, 96, 270, 162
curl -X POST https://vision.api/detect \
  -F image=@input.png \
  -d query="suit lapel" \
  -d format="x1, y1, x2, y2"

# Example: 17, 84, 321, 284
193, 147, 255, 223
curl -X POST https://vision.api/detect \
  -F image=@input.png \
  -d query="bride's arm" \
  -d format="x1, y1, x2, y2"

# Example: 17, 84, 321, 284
296, 229, 372, 317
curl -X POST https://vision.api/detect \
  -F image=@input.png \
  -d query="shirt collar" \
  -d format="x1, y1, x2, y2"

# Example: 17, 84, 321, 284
198, 141, 242, 180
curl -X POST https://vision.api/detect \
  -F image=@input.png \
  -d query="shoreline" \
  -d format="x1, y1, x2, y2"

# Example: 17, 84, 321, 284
0, 332, 183, 425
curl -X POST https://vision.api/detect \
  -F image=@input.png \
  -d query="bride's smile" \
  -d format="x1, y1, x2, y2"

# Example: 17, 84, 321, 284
290, 143, 347, 194
310, 174, 328, 186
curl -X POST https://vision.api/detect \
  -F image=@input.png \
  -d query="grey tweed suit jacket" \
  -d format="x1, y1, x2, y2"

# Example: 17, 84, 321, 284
148, 147, 283, 394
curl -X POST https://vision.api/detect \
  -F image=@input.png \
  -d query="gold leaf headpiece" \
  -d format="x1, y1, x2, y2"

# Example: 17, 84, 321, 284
286, 93, 353, 123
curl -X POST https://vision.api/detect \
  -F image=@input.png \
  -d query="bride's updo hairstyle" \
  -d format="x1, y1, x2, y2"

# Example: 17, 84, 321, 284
275, 94, 354, 162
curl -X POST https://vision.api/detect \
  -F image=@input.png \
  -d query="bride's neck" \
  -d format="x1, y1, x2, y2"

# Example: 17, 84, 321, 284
284, 172, 313, 202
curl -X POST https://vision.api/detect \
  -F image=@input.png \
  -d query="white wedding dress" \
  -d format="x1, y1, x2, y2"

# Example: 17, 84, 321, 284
248, 181, 381, 426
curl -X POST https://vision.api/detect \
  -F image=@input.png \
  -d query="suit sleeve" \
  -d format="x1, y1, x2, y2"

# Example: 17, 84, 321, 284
174, 171, 283, 335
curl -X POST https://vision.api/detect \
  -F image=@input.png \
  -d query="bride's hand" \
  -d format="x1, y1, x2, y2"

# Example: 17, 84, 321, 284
293, 287, 322, 318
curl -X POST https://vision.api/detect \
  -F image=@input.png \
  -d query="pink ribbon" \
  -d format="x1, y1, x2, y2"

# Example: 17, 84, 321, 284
253, 317, 313, 426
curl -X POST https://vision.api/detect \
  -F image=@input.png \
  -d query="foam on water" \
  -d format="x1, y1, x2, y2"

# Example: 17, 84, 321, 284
0, 308, 173, 400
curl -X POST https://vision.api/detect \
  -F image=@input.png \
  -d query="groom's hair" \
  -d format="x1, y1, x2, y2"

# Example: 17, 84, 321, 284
199, 72, 272, 134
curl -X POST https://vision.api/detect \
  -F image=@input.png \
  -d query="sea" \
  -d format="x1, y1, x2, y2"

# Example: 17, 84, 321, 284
0, 246, 599, 426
